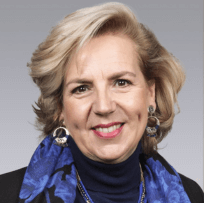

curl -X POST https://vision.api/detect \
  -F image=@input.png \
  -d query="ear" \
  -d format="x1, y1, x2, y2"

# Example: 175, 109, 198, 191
147, 82, 156, 110
59, 111, 64, 121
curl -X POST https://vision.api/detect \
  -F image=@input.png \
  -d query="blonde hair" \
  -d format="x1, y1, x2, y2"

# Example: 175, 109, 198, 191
28, 2, 185, 155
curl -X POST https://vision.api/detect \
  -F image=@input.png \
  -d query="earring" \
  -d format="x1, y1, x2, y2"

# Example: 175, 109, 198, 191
146, 105, 160, 137
53, 126, 69, 147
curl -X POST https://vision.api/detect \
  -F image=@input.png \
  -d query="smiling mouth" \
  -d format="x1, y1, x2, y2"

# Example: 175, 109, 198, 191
92, 123, 124, 133
91, 123, 125, 139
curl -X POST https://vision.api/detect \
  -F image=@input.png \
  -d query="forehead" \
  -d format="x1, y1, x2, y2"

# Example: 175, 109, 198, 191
66, 34, 139, 78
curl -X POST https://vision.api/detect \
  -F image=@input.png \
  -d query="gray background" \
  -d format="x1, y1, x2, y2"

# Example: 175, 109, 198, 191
0, 0, 203, 189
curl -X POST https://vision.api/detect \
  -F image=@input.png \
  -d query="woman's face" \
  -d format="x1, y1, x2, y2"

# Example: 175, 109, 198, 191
61, 34, 156, 164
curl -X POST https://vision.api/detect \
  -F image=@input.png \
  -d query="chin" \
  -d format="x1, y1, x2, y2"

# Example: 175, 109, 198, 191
97, 155, 123, 164
94, 148, 129, 164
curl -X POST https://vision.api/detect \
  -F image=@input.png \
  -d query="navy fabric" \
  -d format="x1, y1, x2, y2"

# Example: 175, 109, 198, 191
18, 133, 192, 203
69, 136, 142, 203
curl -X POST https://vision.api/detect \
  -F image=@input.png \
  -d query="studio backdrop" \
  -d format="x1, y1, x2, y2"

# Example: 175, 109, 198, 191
0, 0, 203, 189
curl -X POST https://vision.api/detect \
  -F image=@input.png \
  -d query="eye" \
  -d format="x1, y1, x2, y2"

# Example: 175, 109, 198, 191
72, 85, 90, 94
115, 79, 132, 87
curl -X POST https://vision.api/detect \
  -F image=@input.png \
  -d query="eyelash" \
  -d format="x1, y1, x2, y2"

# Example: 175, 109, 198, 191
71, 79, 132, 94
71, 85, 90, 94
115, 79, 132, 87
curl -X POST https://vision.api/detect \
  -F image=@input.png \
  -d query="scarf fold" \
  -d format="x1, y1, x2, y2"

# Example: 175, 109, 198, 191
18, 134, 191, 203
19, 134, 77, 203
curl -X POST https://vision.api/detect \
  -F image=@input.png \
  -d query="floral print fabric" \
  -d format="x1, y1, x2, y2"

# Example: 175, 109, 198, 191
19, 135, 77, 203
18, 134, 191, 203
143, 157, 191, 202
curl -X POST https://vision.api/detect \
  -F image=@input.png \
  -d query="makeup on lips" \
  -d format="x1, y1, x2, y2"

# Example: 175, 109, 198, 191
91, 122, 125, 139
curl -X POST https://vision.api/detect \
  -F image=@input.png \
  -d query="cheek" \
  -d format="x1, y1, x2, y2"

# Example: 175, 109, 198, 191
122, 90, 149, 131
62, 98, 90, 130
124, 90, 148, 114
62, 100, 78, 128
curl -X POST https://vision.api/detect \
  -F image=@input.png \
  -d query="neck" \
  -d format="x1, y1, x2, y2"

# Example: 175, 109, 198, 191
69, 136, 142, 194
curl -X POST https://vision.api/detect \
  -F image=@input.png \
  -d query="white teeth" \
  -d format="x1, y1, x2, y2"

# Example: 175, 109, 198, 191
116, 124, 121, 129
108, 126, 114, 133
103, 128, 108, 133
95, 124, 122, 133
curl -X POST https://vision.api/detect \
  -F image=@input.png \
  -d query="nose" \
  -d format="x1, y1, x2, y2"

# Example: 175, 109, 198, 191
93, 87, 116, 116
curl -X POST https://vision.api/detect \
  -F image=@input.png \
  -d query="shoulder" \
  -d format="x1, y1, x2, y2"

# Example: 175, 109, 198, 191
178, 173, 204, 203
152, 153, 204, 203
0, 167, 27, 203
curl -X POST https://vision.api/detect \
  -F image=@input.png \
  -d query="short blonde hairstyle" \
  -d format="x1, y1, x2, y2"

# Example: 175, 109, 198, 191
28, 2, 185, 155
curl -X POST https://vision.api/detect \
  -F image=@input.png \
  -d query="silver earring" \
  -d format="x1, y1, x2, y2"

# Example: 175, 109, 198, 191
146, 105, 160, 137
53, 126, 69, 147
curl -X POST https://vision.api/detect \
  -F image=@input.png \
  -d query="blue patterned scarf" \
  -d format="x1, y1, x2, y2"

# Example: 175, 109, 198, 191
19, 134, 191, 203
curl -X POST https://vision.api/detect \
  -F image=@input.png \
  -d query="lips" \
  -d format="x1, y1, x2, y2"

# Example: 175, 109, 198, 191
91, 123, 125, 139
92, 122, 123, 129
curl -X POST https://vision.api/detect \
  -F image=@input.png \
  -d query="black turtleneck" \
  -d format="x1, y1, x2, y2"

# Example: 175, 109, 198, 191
69, 137, 142, 203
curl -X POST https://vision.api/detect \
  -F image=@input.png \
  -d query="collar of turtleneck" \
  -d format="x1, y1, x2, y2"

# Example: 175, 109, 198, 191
69, 136, 142, 195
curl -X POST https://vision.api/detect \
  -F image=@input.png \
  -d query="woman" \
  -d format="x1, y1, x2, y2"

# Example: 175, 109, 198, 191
0, 2, 203, 203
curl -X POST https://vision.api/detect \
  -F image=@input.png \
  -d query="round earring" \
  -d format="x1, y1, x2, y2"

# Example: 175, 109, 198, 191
146, 105, 160, 137
53, 126, 69, 147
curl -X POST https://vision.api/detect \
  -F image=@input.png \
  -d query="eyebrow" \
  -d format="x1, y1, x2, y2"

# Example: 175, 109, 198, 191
65, 71, 136, 87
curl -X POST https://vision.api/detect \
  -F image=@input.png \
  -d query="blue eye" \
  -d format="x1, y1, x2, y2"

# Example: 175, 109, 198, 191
72, 85, 89, 94
115, 79, 132, 87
